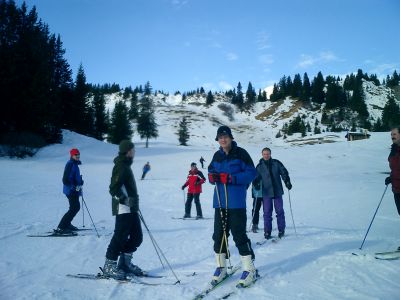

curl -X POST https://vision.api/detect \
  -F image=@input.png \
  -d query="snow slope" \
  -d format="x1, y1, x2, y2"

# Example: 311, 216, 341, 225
0, 130, 399, 300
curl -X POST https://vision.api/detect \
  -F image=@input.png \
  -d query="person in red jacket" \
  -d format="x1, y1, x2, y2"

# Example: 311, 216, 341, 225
181, 162, 206, 219
385, 126, 400, 215
385, 126, 400, 251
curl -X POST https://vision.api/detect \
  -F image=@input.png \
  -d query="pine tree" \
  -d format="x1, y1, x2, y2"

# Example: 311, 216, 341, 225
92, 92, 108, 140
311, 72, 325, 104
292, 74, 302, 99
245, 82, 256, 106
137, 94, 158, 148
301, 73, 312, 103
206, 91, 214, 105
233, 82, 244, 108
107, 100, 132, 144
129, 92, 139, 120
73, 64, 92, 135
381, 96, 400, 130
177, 117, 190, 146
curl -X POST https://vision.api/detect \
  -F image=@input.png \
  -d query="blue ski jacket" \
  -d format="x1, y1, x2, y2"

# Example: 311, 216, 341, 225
62, 159, 83, 196
208, 141, 256, 209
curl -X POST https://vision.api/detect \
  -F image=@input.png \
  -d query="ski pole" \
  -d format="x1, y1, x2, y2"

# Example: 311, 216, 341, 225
359, 185, 388, 250
82, 197, 85, 228
138, 210, 181, 284
287, 190, 298, 237
215, 183, 232, 268
139, 210, 165, 269
81, 194, 100, 238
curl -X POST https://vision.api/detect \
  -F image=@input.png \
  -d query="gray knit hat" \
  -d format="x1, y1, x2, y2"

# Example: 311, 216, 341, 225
119, 140, 134, 154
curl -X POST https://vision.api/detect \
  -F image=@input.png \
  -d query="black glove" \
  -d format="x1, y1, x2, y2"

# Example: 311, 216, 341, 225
285, 181, 292, 190
118, 195, 129, 205
385, 176, 392, 185
128, 196, 139, 212
181, 185, 186, 190
253, 181, 260, 190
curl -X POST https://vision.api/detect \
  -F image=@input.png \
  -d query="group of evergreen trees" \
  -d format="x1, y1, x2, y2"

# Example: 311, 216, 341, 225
0, 1, 158, 155
1, 1, 399, 154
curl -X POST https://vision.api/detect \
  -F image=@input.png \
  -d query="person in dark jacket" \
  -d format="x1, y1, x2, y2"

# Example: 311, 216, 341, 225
103, 140, 143, 280
200, 156, 206, 169
55, 148, 84, 233
385, 127, 400, 213
208, 125, 257, 287
250, 181, 263, 233
181, 162, 206, 218
255, 147, 292, 240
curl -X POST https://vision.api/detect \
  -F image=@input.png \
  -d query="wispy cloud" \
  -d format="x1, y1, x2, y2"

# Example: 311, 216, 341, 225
219, 81, 233, 90
297, 51, 340, 68
256, 31, 271, 50
226, 52, 238, 61
171, 0, 188, 8
258, 54, 274, 65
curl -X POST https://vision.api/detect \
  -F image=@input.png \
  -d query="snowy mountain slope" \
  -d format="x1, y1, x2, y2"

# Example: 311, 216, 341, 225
0, 129, 399, 300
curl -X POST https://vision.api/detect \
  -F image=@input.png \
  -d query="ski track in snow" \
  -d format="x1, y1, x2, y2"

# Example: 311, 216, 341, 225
0, 130, 399, 300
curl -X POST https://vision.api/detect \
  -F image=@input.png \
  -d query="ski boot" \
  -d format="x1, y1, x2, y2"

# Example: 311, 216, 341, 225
118, 253, 146, 276
183, 214, 191, 218
237, 255, 257, 288
68, 224, 79, 231
251, 224, 258, 233
196, 215, 203, 220
264, 231, 271, 240
278, 230, 285, 238
211, 253, 227, 286
103, 258, 126, 280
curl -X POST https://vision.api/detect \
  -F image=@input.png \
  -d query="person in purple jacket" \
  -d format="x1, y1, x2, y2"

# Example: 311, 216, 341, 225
208, 125, 257, 287
55, 148, 84, 234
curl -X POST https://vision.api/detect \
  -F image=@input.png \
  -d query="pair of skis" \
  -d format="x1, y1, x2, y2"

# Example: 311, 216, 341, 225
67, 267, 178, 286
192, 264, 260, 300
27, 228, 94, 237
353, 249, 400, 260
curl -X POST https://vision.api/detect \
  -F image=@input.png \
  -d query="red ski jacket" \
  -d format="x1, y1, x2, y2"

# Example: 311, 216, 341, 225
183, 169, 206, 194
389, 144, 400, 193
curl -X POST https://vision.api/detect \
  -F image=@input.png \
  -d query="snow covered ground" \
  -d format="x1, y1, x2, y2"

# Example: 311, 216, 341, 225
0, 130, 399, 300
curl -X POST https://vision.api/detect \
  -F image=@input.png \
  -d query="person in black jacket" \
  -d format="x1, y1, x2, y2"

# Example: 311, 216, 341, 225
254, 147, 292, 240
103, 140, 143, 280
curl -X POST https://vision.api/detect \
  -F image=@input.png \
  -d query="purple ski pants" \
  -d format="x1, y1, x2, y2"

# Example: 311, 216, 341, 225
263, 195, 285, 233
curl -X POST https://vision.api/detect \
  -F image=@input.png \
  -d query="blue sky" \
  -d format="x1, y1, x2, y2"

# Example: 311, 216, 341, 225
18, 0, 400, 93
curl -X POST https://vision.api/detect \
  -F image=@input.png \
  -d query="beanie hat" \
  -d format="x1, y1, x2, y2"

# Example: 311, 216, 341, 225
70, 148, 80, 156
215, 125, 234, 141
119, 140, 134, 154
191, 162, 197, 167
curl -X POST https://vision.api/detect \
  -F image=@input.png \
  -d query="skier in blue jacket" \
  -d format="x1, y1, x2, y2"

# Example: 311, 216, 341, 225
56, 148, 84, 233
208, 125, 257, 287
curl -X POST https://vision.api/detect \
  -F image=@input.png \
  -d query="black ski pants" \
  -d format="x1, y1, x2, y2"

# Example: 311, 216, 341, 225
394, 193, 400, 215
251, 197, 263, 225
58, 193, 80, 229
185, 193, 203, 217
213, 208, 254, 259
106, 212, 143, 261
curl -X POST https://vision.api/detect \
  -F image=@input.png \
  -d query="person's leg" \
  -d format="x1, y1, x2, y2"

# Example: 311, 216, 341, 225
184, 194, 194, 217
57, 193, 80, 229
273, 196, 286, 236
394, 193, 400, 215
106, 214, 132, 260
194, 194, 203, 217
262, 195, 273, 237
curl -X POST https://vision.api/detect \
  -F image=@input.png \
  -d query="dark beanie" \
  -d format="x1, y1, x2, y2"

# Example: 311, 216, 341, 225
215, 125, 234, 141
119, 140, 134, 154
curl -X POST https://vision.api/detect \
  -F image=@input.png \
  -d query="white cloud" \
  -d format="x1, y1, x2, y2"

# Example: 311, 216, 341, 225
226, 52, 238, 61
297, 51, 340, 68
256, 31, 271, 50
258, 54, 274, 65
171, 0, 188, 8
219, 81, 233, 91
